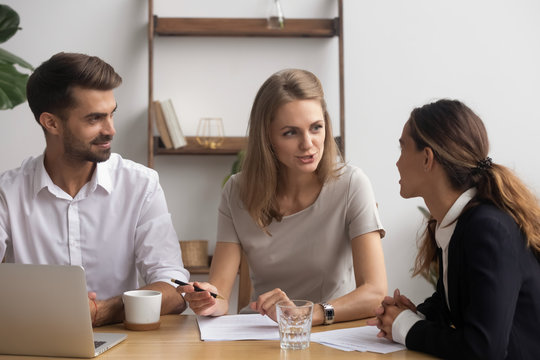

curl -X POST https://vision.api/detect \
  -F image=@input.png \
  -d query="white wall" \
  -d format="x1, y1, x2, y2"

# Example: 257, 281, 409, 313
1, 0, 539, 305
346, 0, 540, 303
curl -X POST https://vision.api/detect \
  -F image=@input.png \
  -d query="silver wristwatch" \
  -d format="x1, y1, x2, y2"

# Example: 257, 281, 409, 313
319, 302, 335, 325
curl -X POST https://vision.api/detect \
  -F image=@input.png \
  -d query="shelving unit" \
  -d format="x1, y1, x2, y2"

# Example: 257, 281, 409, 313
153, 136, 248, 156
147, 0, 345, 168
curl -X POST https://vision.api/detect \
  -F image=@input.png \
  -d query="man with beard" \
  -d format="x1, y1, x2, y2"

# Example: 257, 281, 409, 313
0, 52, 189, 326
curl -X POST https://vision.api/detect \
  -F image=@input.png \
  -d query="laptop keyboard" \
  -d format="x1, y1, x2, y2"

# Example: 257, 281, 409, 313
94, 341, 106, 349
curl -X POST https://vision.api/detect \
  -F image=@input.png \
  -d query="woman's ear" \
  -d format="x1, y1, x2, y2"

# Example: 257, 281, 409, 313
423, 147, 435, 172
39, 112, 61, 135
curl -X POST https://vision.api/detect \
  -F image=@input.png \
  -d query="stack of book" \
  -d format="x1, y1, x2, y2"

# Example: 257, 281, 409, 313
152, 99, 187, 149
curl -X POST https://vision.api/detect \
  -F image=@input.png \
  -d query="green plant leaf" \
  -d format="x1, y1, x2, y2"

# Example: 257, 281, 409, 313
0, 63, 29, 109
231, 149, 245, 174
222, 150, 246, 187
0, 5, 31, 111
222, 174, 231, 188
0, 5, 20, 44
0, 48, 32, 70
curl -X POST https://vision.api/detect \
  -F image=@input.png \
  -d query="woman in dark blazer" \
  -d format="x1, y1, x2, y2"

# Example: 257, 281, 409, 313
370, 99, 540, 359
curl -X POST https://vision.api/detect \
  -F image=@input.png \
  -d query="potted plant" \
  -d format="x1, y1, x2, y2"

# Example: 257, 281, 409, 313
0, 4, 33, 110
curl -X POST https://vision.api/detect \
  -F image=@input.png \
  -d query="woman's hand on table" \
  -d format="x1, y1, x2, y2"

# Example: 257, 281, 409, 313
367, 289, 413, 340
249, 288, 293, 322
392, 289, 417, 313
177, 281, 219, 316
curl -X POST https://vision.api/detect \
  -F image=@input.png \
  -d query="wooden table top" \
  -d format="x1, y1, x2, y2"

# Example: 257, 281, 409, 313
0, 315, 435, 359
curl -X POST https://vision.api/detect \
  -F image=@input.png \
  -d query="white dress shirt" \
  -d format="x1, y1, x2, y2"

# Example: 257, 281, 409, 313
392, 188, 476, 345
0, 153, 189, 299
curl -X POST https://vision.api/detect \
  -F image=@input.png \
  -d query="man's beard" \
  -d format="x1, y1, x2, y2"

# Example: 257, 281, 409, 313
63, 128, 113, 163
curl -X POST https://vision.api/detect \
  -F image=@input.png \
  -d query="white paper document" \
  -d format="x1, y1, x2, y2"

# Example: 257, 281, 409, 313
196, 314, 405, 354
310, 326, 406, 354
196, 314, 279, 341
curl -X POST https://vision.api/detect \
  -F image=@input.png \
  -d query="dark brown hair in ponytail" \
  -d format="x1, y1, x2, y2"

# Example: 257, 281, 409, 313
408, 99, 540, 278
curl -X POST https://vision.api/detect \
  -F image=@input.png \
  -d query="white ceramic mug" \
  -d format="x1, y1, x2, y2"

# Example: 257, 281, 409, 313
122, 290, 162, 329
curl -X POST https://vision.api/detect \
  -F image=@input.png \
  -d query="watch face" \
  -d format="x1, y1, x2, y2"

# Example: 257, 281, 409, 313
321, 303, 334, 324
327, 307, 334, 316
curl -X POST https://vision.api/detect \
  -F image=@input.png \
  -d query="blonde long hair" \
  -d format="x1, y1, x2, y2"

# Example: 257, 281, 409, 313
239, 69, 342, 231
409, 99, 540, 278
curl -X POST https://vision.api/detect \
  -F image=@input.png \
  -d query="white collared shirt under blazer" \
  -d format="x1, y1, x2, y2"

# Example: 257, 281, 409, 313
392, 188, 476, 345
0, 153, 189, 299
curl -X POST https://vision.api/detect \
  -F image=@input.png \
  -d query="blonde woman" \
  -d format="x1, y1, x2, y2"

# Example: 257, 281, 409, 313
371, 99, 540, 359
178, 69, 387, 325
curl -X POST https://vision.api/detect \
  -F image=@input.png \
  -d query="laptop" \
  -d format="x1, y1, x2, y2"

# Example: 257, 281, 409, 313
0, 263, 127, 358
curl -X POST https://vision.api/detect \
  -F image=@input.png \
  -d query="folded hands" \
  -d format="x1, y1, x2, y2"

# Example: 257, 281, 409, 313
367, 288, 417, 341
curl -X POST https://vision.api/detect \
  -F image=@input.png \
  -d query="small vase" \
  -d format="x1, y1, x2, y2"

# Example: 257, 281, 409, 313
196, 117, 225, 149
267, 0, 284, 29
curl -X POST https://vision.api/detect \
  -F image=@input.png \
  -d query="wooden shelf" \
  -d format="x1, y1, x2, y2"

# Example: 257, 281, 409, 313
154, 136, 247, 155
154, 17, 338, 38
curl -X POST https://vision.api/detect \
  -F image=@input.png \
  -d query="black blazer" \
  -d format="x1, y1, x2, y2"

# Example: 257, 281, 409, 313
406, 203, 540, 359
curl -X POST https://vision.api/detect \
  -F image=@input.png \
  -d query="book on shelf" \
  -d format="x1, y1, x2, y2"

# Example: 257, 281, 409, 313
160, 99, 187, 149
152, 100, 173, 149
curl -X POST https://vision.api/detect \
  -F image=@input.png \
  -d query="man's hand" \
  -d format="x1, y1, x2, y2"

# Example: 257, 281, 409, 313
87, 291, 100, 327
87, 291, 123, 327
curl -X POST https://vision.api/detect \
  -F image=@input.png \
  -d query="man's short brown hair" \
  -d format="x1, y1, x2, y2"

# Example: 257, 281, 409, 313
26, 52, 122, 124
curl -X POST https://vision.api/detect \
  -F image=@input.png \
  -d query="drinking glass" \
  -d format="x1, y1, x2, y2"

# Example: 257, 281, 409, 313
276, 300, 313, 350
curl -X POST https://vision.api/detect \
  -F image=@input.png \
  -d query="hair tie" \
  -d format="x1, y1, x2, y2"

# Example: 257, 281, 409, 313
476, 157, 492, 170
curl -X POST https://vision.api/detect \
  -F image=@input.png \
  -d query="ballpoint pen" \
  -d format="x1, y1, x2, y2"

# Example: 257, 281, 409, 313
171, 278, 225, 300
